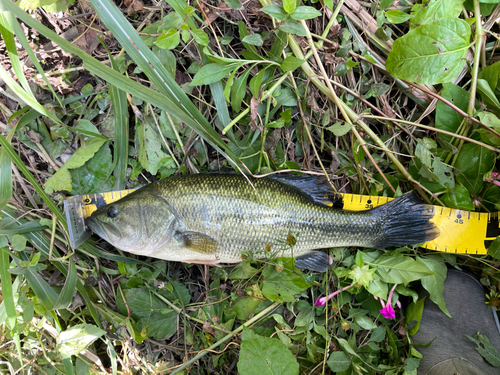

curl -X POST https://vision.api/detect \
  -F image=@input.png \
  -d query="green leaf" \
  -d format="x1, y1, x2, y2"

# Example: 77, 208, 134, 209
70, 141, 114, 195
488, 237, 500, 260
327, 351, 351, 372
280, 56, 304, 72
191, 29, 209, 46
45, 137, 107, 193
477, 78, 500, 111
478, 61, 500, 91
442, 185, 474, 210
0, 248, 16, 329
476, 112, 500, 146
355, 315, 377, 330
290, 6, 322, 20
136, 119, 168, 175
224, 0, 243, 10
116, 288, 177, 339
385, 10, 413, 24
405, 297, 426, 336
260, 4, 288, 21
57, 323, 106, 357
417, 256, 450, 317
53, 258, 77, 310
327, 121, 352, 136
231, 67, 252, 112
372, 253, 434, 284
279, 20, 307, 37
282, 0, 297, 14
237, 327, 299, 375
242, 34, 263, 46
435, 82, 469, 141
231, 296, 262, 320
349, 265, 375, 288
155, 29, 180, 50
11, 234, 27, 251
466, 333, 500, 367
191, 63, 236, 86
410, 0, 464, 28
455, 143, 495, 195
370, 326, 386, 342
0, 148, 12, 211
250, 68, 268, 98
386, 18, 471, 84
261, 258, 312, 303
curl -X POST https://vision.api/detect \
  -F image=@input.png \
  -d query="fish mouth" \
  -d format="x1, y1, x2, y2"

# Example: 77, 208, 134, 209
86, 216, 121, 243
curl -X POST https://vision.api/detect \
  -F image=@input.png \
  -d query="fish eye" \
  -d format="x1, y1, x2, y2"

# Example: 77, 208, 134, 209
107, 205, 118, 218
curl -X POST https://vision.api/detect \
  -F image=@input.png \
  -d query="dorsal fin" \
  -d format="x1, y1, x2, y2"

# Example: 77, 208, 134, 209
266, 174, 344, 209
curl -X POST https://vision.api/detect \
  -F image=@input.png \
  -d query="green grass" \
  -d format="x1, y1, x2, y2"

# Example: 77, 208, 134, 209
0, 0, 499, 374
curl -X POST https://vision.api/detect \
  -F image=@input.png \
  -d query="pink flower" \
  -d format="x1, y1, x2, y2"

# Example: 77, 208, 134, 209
314, 283, 355, 306
486, 172, 500, 187
379, 284, 397, 320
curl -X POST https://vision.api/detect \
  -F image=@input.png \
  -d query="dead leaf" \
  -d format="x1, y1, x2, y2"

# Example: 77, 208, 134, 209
124, 0, 144, 15
250, 96, 259, 131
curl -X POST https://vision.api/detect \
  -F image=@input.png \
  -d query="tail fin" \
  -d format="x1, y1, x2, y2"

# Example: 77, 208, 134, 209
371, 194, 439, 248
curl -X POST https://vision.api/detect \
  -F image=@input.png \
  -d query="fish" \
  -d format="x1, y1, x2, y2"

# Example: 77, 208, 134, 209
86, 173, 439, 272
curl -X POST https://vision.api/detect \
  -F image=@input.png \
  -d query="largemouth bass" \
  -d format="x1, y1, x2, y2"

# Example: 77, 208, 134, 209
86, 174, 439, 272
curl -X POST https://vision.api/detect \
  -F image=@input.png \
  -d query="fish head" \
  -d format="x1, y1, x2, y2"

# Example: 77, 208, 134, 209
86, 191, 177, 255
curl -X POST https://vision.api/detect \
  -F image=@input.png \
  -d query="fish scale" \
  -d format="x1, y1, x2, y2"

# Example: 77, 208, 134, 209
86, 173, 438, 271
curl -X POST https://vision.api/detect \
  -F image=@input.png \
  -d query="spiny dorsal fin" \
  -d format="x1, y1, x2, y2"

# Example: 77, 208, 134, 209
266, 174, 344, 208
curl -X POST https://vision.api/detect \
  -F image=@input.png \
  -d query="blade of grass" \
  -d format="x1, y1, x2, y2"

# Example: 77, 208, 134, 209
1, 206, 104, 328
0, 3, 64, 108
2, 0, 242, 168
0, 149, 11, 210
89, 0, 242, 165
0, 247, 16, 329
53, 258, 77, 310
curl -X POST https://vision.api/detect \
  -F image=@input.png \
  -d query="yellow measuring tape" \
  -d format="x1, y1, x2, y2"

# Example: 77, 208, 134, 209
64, 189, 499, 254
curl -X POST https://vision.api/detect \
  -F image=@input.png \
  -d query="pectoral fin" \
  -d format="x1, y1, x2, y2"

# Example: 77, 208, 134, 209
174, 231, 218, 254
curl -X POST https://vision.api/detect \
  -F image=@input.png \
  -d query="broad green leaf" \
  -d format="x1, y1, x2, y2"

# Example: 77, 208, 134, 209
11, 235, 27, 251
478, 61, 500, 91
410, 0, 464, 28
476, 112, 500, 146
279, 20, 307, 37
477, 78, 500, 111
417, 256, 450, 317
57, 323, 106, 357
372, 253, 434, 284
386, 18, 471, 84
327, 121, 352, 136
242, 34, 263, 46
405, 297, 426, 336
116, 288, 177, 339
385, 10, 413, 24
370, 326, 386, 342
260, 4, 288, 21
435, 82, 469, 141
45, 137, 107, 193
327, 351, 351, 372
280, 56, 304, 72
455, 143, 495, 195
488, 237, 500, 260
355, 315, 377, 330
237, 327, 299, 375
136, 119, 168, 175
191, 29, 209, 46
71, 142, 114, 195
159, 280, 191, 306
191, 63, 236, 86
442, 185, 474, 210
261, 258, 312, 303
156, 29, 180, 50
290, 6, 322, 20
249, 68, 268, 98
231, 296, 262, 320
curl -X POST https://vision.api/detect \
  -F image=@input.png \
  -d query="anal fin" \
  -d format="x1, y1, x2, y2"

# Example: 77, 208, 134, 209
295, 251, 332, 272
